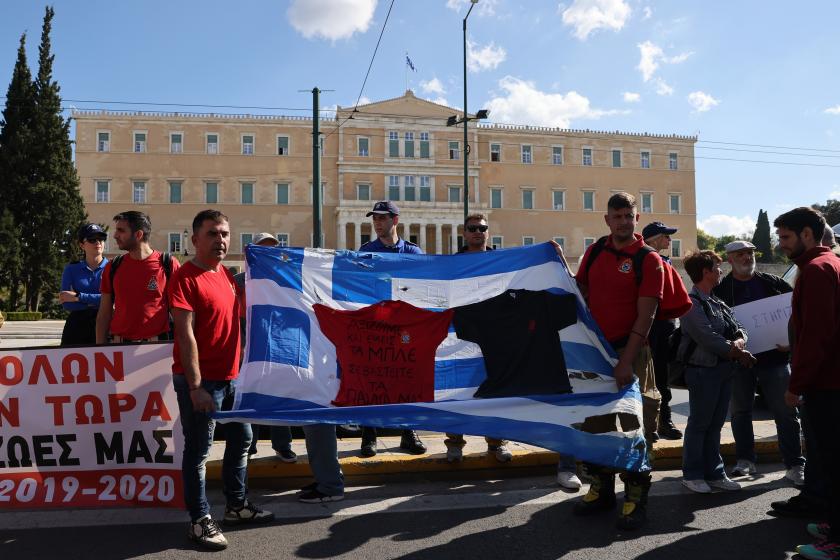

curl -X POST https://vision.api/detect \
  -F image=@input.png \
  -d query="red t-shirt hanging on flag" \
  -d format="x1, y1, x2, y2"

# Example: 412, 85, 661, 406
313, 300, 454, 407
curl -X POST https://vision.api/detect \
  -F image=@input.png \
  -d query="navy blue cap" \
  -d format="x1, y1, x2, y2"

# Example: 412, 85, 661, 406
642, 221, 678, 239
78, 223, 107, 241
366, 200, 400, 217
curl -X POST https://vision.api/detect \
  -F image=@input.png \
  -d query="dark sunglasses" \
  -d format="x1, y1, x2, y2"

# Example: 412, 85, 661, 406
85, 237, 104, 243
466, 225, 488, 233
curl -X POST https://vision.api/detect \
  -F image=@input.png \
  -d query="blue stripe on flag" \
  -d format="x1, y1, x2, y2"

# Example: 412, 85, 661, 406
248, 305, 310, 368
247, 245, 305, 291
433, 357, 487, 391
561, 341, 614, 376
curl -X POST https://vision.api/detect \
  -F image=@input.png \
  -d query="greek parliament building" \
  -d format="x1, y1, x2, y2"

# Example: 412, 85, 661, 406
73, 90, 697, 271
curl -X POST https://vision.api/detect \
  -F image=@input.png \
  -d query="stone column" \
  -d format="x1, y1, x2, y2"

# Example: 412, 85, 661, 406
435, 223, 442, 254
354, 220, 362, 250
450, 223, 459, 254
337, 220, 346, 250
419, 221, 427, 253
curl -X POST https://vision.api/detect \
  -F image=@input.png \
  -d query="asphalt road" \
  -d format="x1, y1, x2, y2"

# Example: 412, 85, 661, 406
0, 465, 813, 560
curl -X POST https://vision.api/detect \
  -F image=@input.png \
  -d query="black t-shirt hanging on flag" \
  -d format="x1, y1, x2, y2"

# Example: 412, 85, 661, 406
453, 289, 578, 398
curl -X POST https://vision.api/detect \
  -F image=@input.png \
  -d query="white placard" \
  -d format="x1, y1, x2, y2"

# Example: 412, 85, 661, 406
731, 292, 792, 354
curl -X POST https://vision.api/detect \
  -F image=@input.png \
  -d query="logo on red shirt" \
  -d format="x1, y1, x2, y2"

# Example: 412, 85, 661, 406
400, 331, 411, 344
147, 276, 159, 291
618, 259, 633, 274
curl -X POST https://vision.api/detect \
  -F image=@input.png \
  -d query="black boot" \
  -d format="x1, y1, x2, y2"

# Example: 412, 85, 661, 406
399, 429, 426, 454
658, 414, 683, 440
360, 427, 377, 457
573, 467, 616, 515
617, 472, 651, 530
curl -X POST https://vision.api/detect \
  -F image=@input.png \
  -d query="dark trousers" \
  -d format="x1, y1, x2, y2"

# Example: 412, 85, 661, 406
649, 319, 677, 420
60, 309, 98, 346
801, 399, 829, 506
802, 390, 840, 540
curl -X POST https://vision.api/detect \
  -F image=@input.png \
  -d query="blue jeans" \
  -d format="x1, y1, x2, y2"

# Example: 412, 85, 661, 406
248, 425, 293, 455
683, 362, 735, 481
303, 424, 344, 496
730, 361, 804, 468
174, 375, 252, 521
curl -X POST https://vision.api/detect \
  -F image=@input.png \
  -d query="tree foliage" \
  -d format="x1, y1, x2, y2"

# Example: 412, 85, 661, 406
751, 209, 773, 263
812, 199, 840, 228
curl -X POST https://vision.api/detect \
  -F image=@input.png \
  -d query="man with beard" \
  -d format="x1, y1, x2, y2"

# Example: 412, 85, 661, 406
712, 240, 804, 485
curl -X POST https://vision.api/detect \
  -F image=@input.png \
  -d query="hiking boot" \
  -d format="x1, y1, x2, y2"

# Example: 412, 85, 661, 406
616, 475, 650, 531
399, 430, 426, 455
360, 432, 377, 458
223, 499, 275, 525
797, 540, 840, 560
489, 443, 512, 463
188, 515, 228, 550
730, 459, 757, 477
658, 418, 683, 440
785, 465, 805, 487
573, 473, 616, 515
771, 494, 828, 518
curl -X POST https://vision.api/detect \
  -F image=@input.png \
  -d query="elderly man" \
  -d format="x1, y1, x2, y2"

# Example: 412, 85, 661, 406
712, 240, 804, 485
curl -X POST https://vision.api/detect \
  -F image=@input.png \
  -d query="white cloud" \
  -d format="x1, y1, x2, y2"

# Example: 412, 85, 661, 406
654, 78, 673, 96
642, 6, 652, 20
287, 0, 377, 41
467, 40, 507, 72
484, 76, 624, 128
446, 0, 499, 16
698, 214, 755, 237
426, 96, 450, 107
825, 105, 840, 115
688, 91, 720, 112
623, 91, 641, 103
636, 40, 692, 82
560, 0, 631, 40
420, 77, 446, 96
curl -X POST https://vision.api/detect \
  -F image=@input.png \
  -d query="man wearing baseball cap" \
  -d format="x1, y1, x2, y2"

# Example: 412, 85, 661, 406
712, 239, 804, 486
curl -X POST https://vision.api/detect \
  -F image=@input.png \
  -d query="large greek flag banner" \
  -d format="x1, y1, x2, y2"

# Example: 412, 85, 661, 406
217, 243, 648, 471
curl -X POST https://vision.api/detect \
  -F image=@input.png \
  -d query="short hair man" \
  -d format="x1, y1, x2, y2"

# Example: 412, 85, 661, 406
170, 210, 273, 550
642, 221, 683, 441
571, 192, 664, 530
96, 211, 180, 343
356, 201, 426, 457
234, 233, 296, 463
775, 207, 840, 557
712, 240, 804, 484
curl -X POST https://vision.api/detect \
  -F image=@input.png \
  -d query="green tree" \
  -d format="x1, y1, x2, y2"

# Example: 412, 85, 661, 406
812, 199, 840, 227
696, 228, 717, 251
751, 209, 773, 263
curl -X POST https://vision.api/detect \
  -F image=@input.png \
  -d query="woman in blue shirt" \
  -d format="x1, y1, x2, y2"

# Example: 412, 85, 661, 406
59, 223, 108, 346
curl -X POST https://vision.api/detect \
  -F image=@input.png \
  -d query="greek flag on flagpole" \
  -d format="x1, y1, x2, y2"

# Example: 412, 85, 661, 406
217, 243, 649, 471
406, 54, 416, 72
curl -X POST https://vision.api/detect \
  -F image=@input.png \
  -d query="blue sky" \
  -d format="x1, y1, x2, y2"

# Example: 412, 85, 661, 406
3, 0, 840, 236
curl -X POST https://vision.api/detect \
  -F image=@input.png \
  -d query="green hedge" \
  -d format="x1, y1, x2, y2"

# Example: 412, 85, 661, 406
1, 311, 43, 321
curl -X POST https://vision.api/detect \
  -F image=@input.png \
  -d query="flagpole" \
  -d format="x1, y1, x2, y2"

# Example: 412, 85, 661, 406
404, 51, 408, 92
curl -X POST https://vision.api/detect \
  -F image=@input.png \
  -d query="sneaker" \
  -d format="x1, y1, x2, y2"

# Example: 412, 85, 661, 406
682, 479, 712, 493
446, 445, 463, 463
658, 418, 683, 440
276, 449, 298, 463
188, 515, 228, 550
298, 488, 345, 503
557, 471, 582, 490
224, 499, 275, 525
807, 523, 831, 541
399, 431, 426, 455
298, 482, 318, 494
797, 540, 840, 560
771, 494, 829, 518
360, 437, 377, 458
730, 459, 757, 477
489, 444, 512, 463
785, 465, 805, 487
707, 476, 741, 491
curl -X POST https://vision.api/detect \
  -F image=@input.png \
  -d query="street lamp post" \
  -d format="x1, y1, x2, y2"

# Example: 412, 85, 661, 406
462, 0, 477, 223
182, 229, 189, 257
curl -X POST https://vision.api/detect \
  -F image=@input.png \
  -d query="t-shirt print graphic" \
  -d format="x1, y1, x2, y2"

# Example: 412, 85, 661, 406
453, 289, 578, 398
313, 300, 454, 407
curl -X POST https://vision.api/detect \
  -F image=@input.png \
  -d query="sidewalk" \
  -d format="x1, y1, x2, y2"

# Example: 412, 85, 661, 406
209, 419, 783, 487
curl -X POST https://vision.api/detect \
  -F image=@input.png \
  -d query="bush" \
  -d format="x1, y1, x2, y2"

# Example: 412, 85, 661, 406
1, 311, 43, 321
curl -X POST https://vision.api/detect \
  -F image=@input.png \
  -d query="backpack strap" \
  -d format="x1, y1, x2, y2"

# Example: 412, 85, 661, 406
590, 236, 656, 286
161, 252, 172, 281
108, 254, 125, 305
582, 236, 608, 282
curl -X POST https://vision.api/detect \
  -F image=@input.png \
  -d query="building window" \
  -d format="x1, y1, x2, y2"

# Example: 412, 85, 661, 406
552, 190, 565, 211
275, 233, 290, 247
582, 147, 593, 166
97, 131, 110, 152
241, 233, 253, 251
490, 188, 502, 209
357, 137, 369, 157
133, 132, 146, 153
669, 152, 678, 170
276, 183, 289, 205
491, 236, 503, 249
404, 176, 416, 201
449, 141, 460, 160
205, 182, 218, 204
419, 132, 430, 158
168, 232, 182, 254
95, 181, 110, 203
612, 149, 621, 168
388, 131, 399, 157
132, 181, 146, 204
448, 186, 460, 203
583, 190, 594, 211
242, 135, 254, 155
552, 146, 563, 165
170, 133, 183, 154
169, 181, 182, 204
522, 189, 534, 210
641, 192, 653, 214
490, 143, 501, 162
553, 237, 565, 250
521, 145, 532, 164
206, 133, 219, 154
669, 193, 681, 214
671, 239, 682, 258
388, 175, 400, 200
357, 184, 371, 201
419, 175, 431, 201
641, 150, 651, 169
241, 182, 254, 204
404, 132, 415, 158
277, 135, 289, 156
584, 237, 596, 251
360, 234, 371, 245
522, 236, 535, 246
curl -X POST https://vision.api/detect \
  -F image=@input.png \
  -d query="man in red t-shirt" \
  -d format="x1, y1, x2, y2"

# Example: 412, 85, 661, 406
96, 211, 180, 343
169, 210, 273, 550
555, 192, 664, 531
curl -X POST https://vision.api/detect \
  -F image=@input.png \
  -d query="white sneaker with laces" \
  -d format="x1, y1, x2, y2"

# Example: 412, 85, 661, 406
446, 445, 463, 463
730, 459, 757, 477
557, 470, 582, 490
489, 444, 512, 463
708, 476, 742, 491
785, 465, 805, 486
189, 515, 228, 550
682, 479, 712, 493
